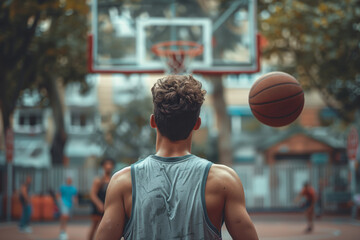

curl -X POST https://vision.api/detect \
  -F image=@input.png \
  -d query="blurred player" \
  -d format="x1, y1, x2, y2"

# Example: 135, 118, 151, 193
351, 193, 360, 219
295, 182, 317, 233
88, 158, 115, 240
95, 75, 258, 240
59, 177, 78, 240
19, 176, 32, 233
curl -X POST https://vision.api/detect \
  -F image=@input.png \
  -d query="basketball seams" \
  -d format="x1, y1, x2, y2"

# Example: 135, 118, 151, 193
249, 82, 300, 99
248, 71, 304, 127
249, 72, 296, 96
251, 103, 303, 119
249, 91, 304, 105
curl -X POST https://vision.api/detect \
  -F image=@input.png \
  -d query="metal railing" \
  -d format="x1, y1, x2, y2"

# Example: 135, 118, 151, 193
0, 163, 351, 220
12, 166, 102, 196
233, 164, 350, 211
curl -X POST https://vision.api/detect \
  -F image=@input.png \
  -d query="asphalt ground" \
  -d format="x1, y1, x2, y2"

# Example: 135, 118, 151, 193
0, 213, 359, 240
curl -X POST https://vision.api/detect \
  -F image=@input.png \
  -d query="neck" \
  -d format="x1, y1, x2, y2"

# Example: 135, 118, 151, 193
155, 131, 192, 158
103, 173, 111, 180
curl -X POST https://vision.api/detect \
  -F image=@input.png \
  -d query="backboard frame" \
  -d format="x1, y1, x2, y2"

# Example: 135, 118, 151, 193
137, 18, 212, 70
88, 0, 261, 75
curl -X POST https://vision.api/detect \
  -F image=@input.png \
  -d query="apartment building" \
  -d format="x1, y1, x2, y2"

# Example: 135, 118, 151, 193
0, 70, 346, 168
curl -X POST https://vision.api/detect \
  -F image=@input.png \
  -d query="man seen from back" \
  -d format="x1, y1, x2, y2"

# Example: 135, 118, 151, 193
96, 75, 258, 240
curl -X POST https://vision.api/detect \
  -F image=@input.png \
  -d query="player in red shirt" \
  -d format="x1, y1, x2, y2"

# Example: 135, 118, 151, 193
295, 182, 317, 233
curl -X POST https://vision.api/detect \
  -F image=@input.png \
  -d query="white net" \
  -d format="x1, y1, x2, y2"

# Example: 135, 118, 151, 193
152, 41, 203, 74
161, 53, 190, 74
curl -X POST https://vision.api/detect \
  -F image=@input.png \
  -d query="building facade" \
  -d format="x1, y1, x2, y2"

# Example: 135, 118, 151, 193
0, 71, 348, 168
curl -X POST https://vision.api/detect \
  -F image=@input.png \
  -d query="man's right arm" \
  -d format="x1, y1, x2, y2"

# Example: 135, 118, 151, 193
95, 167, 131, 240
219, 166, 259, 240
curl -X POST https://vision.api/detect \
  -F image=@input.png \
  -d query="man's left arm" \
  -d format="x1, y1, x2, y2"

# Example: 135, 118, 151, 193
95, 168, 130, 240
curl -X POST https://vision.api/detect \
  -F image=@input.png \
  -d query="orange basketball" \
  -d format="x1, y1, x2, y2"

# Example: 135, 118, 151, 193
248, 72, 304, 127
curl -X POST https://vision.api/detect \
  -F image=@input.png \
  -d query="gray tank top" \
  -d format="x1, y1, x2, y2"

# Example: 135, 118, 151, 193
123, 154, 222, 240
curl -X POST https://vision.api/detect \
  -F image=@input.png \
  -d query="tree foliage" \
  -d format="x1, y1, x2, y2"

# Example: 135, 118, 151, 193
0, 0, 89, 108
0, 0, 89, 164
259, 0, 360, 122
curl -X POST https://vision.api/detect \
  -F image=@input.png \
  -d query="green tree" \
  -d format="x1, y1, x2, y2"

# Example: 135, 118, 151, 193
259, 0, 360, 122
95, 96, 156, 164
0, 0, 89, 164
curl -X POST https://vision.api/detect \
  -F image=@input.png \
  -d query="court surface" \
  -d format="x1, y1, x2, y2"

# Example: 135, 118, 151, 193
0, 213, 359, 240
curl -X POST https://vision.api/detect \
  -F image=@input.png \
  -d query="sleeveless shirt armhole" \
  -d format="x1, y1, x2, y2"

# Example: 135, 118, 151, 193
201, 162, 221, 237
123, 164, 136, 238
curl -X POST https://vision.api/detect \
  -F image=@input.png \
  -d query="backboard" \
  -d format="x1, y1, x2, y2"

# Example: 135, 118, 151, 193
89, 0, 259, 74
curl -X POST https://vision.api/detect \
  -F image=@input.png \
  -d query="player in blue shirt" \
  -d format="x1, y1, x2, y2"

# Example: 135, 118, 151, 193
59, 177, 78, 240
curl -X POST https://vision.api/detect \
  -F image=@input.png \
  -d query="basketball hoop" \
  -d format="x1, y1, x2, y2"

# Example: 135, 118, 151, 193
151, 41, 203, 74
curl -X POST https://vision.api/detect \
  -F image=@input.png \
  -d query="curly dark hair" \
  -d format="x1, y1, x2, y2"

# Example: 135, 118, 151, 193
151, 75, 206, 141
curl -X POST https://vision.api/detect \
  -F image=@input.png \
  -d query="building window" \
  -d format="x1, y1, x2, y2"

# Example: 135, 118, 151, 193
71, 112, 92, 127
18, 112, 42, 127
15, 110, 44, 133
68, 111, 96, 133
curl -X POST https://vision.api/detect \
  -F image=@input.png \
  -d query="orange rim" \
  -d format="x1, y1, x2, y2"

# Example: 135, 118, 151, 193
151, 41, 203, 57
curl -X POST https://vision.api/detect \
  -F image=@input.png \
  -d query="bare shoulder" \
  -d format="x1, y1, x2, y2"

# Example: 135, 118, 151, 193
208, 164, 244, 195
209, 164, 241, 183
112, 166, 131, 184
108, 166, 132, 193
92, 176, 101, 185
